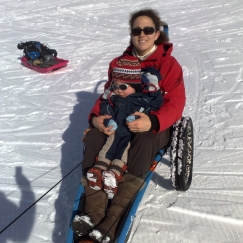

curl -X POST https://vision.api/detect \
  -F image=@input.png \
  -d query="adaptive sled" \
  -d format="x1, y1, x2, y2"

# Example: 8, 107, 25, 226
20, 56, 69, 73
66, 116, 194, 243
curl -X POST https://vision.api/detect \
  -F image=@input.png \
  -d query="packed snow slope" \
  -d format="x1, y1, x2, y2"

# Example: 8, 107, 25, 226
0, 0, 243, 242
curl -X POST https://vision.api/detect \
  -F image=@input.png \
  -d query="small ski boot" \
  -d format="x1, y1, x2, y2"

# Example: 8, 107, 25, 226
87, 167, 103, 190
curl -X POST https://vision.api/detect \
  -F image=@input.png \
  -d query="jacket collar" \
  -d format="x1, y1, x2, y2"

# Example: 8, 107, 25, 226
123, 43, 173, 60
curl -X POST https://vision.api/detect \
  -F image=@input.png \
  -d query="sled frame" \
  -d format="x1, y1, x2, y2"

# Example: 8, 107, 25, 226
66, 115, 194, 243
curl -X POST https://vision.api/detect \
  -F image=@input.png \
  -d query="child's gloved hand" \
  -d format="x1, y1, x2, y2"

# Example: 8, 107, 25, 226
126, 115, 140, 122
104, 119, 117, 131
141, 67, 161, 91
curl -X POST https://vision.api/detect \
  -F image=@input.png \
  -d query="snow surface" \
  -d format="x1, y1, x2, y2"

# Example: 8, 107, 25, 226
0, 0, 243, 242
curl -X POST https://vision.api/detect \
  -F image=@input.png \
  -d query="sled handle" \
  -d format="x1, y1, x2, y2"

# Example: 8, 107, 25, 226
163, 24, 169, 37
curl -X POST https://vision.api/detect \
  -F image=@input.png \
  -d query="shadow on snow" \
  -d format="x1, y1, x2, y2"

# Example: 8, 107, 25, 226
52, 80, 106, 243
0, 167, 36, 243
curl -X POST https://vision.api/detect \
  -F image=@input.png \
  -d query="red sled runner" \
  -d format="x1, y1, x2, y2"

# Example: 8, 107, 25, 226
20, 56, 69, 73
17, 41, 69, 73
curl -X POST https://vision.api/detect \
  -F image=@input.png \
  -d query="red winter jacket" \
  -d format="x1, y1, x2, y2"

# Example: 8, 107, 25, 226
88, 43, 186, 132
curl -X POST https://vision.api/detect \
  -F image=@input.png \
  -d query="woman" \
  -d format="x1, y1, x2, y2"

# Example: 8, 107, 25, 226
72, 8, 186, 243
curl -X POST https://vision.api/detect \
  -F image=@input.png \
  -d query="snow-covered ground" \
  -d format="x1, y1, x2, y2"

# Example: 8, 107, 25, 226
1, 0, 243, 242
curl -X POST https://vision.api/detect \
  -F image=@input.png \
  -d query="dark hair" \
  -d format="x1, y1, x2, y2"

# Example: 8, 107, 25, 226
129, 8, 169, 45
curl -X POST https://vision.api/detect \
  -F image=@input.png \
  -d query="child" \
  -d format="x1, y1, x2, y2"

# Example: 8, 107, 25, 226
86, 58, 163, 198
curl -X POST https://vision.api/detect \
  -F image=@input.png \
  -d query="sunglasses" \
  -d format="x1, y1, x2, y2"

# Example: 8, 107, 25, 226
111, 83, 129, 91
131, 27, 156, 36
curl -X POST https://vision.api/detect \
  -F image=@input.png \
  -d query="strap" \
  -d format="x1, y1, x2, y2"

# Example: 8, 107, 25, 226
109, 164, 127, 175
95, 160, 110, 169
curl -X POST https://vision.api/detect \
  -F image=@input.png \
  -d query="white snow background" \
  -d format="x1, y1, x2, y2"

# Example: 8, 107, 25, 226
1, 0, 243, 242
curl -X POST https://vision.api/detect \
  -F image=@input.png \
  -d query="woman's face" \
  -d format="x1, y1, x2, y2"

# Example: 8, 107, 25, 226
131, 16, 160, 56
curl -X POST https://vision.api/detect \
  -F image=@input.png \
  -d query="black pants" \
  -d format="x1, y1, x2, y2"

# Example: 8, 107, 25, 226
82, 128, 170, 179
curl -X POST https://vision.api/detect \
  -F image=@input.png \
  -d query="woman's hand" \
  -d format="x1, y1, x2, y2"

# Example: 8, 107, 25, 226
126, 112, 152, 132
92, 115, 115, 136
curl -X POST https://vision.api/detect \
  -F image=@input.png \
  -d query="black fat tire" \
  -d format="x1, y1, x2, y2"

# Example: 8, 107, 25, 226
170, 116, 193, 191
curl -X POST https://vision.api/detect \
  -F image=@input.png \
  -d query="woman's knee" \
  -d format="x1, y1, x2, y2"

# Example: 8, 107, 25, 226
131, 131, 158, 145
131, 129, 170, 148
82, 129, 107, 174
85, 128, 106, 144
133, 131, 153, 141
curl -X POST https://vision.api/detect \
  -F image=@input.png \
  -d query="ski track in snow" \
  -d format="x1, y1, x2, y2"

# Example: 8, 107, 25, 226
1, 0, 243, 242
